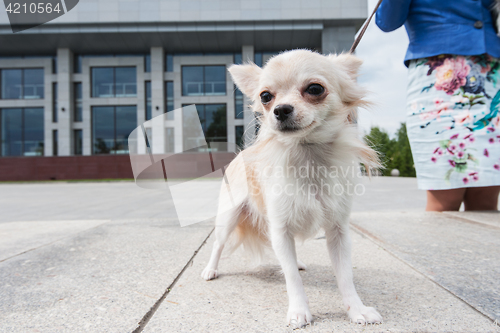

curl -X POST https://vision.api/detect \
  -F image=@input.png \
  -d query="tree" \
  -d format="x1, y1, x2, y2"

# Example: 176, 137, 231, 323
364, 123, 416, 177
364, 126, 395, 176
392, 123, 416, 177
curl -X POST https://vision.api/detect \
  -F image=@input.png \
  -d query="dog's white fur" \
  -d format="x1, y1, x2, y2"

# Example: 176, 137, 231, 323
201, 49, 382, 328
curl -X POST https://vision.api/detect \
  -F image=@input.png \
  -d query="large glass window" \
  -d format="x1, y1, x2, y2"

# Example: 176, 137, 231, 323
1, 108, 44, 156
92, 67, 113, 97
92, 105, 136, 154
1, 108, 21, 156
1, 69, 21, 99
24, 69, 44, 99
1, 68, 44, 99
74, 82, 82, 122
182, 66, 226, 96
165, 81, 174, 120
91, 67, 136, 98
115, 67, 136, 97
183, 104, 227, 151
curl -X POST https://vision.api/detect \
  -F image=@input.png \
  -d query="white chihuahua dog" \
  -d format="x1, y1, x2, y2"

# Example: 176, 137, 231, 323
201, 49, 382, 328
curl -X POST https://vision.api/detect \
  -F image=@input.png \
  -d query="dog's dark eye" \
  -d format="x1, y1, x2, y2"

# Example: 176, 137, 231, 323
305, 84, 325, 96
260, 91, 273, 104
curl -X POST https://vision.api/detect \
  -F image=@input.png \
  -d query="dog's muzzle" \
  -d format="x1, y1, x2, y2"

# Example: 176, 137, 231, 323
274, 104, 294, 122
274, 104, 301, 132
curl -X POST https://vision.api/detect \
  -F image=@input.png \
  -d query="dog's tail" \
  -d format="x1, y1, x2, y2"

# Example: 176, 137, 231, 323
225, 208, 269, 265
359, 142, 382, 177
347, 128, 382, 177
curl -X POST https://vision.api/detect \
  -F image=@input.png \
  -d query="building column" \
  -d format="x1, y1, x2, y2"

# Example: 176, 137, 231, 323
321, 26, 357, 55
56, 48, 73, 156
241, 45, 255, 147
150, 47, 165, 154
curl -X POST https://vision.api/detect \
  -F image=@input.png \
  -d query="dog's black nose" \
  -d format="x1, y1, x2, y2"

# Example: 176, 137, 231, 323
274, 104, 294, 122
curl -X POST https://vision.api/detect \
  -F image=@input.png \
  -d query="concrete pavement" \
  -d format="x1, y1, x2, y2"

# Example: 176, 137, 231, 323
0, 177, 499, 332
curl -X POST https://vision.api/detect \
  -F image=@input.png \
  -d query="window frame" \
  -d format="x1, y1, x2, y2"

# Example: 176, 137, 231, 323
91, 66, 137, 98
181, 65, 226, 97
182, 103, 228, 151
0, 68, 44, 100
0, 107, 44, 157
91, 105, 137, 155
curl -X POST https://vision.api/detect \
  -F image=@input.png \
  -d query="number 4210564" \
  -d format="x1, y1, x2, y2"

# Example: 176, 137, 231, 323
5, 2, 62, 14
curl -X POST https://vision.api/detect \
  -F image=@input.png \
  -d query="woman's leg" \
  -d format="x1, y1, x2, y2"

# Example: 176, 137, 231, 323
463, 186, 500, 211
426, 188, 466, 211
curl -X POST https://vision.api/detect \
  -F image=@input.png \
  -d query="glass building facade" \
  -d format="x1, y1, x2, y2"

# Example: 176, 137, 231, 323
0, 51, 260, 157
0, 0, 365, 182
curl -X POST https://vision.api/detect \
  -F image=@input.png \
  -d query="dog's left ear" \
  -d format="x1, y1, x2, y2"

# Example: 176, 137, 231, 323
328, 53, 367, 122
228, 63, 262, 100
328, 53, 363, 80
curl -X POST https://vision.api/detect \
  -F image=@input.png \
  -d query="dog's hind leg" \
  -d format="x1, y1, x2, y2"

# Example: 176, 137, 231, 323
201, 207, 241, 281
325, 224, 382, 324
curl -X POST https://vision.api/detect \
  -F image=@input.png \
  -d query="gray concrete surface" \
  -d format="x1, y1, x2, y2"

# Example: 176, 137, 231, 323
0, 181, 178, 223
0, 177, 499, 332
143, 228, 497, 333
0, 218, 213, 332
350, 211, 500, 322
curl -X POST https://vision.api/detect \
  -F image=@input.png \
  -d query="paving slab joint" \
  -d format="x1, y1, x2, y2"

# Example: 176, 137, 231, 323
349, 222, 498, 324
131, 227, 214, 333
441, 212, 500, 230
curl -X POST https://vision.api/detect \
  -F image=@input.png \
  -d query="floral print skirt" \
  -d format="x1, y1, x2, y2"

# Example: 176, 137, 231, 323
406, 54, 500, 190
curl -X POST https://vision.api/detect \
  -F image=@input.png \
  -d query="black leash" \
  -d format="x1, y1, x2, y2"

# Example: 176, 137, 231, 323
350, 0, 384, 53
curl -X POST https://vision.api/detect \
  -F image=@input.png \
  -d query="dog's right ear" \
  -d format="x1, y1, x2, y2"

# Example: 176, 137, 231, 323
228, 63, 262, 99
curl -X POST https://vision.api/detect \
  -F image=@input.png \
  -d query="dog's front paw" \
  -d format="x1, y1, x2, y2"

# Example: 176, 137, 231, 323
201, 267, 218, 281
287, 305, 312, 329
348, 305, 382, 324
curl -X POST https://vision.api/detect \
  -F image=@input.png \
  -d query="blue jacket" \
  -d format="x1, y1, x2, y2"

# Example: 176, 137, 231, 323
375, 0, 500, 65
